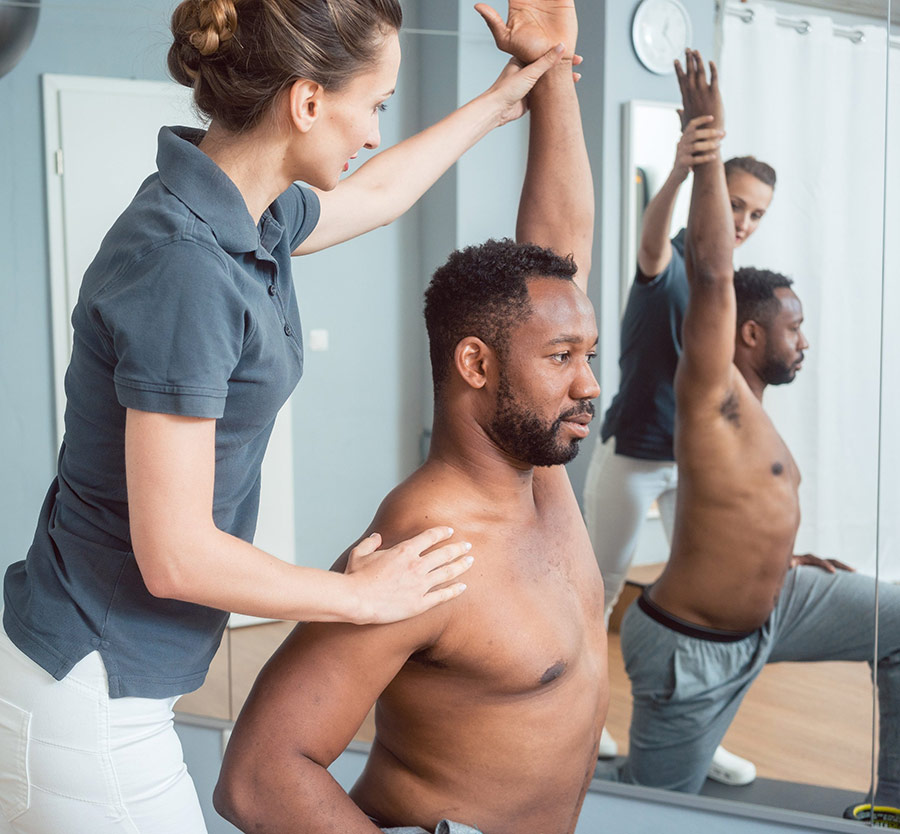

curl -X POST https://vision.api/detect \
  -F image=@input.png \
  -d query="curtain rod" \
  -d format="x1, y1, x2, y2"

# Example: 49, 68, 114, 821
725, 4, 900, 48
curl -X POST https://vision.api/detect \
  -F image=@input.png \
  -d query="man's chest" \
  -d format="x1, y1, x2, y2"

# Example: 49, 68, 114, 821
413, 507, 605, 697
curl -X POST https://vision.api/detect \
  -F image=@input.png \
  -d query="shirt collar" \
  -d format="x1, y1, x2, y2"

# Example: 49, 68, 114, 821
156, 126, 260, 254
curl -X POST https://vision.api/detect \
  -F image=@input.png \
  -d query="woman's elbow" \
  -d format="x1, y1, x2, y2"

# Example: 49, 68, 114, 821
132, 542, 189, 600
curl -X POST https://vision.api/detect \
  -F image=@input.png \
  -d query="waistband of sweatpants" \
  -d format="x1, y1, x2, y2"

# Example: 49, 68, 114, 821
638, 589, 757, 642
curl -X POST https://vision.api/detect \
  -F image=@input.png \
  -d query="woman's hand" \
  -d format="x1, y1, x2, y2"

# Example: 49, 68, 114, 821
476, 0, 578, 63
672, 114, 725, 182
485, 45, 566, 127
343, 527, 474, 624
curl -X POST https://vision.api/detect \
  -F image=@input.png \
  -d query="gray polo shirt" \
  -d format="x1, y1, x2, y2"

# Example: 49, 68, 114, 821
4, 126, 320, 698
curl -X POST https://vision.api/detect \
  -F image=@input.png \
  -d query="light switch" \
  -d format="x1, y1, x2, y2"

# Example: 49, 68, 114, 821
308, 329, 329, 352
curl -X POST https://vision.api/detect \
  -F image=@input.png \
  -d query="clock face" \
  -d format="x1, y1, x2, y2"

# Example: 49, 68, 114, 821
632, 0, 693, 75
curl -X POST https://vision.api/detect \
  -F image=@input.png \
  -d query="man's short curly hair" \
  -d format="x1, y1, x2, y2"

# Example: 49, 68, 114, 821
734, 267, 794, 328
424, 238, 577, 394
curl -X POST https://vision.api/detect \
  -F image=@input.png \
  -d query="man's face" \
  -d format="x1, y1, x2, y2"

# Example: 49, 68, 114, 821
486, 278, 600, 467
759, 288, 809, 385
727, 170, 774, 247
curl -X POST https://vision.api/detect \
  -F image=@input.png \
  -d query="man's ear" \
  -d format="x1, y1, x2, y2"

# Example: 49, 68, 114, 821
454, 337, 494, 390
739, 319, 764, 349
288, 78, 324, 133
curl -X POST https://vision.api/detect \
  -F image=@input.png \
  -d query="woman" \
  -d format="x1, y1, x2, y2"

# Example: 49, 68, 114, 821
0, 1, 566, 831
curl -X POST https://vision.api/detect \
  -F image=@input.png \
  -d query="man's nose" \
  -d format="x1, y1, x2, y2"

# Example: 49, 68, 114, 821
574, 364, 601, 401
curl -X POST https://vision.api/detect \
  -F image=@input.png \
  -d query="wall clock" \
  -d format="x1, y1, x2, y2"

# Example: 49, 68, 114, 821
632, 0, 693, 75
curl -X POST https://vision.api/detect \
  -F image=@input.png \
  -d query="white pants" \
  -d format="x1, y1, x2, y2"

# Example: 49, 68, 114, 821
582, 437, 677, 624
0, 620, 208, 834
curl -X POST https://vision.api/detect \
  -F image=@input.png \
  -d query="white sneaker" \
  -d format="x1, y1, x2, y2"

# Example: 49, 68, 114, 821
706, 745, 757, 786
597, 727, 618, 759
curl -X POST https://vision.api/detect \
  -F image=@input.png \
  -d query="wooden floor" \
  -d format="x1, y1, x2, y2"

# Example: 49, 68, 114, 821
177, 617, 875, 794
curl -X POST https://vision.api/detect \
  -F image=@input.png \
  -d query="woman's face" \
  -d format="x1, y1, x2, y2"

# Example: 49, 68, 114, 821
304, 30, 402, 190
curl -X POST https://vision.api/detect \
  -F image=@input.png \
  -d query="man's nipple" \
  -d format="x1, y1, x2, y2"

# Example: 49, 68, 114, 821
540, 661, 567, 685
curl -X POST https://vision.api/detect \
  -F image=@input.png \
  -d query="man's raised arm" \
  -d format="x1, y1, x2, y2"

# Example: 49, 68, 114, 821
478, 1, 593, 292
676, 50, 737, 398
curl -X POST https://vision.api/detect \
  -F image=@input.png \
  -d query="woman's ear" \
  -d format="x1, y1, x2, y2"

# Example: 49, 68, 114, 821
454, 337, 494, 390
288, 78, 323, 133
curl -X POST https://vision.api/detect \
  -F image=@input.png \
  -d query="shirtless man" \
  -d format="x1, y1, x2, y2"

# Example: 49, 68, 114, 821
213, 4, 608, 833
619, 51, 900, 810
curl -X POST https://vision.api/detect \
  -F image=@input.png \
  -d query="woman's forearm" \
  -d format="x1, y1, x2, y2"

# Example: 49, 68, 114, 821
636, 168, 686, 277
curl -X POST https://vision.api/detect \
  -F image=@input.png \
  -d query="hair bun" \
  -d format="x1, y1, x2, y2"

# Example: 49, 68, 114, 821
175, 0, 238, 58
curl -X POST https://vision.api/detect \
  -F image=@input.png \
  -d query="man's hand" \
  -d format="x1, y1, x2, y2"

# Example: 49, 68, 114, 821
673, 114, 725, 182
476, 0, 578, 63
791, 553, 856, 573
674, 49, 724, 132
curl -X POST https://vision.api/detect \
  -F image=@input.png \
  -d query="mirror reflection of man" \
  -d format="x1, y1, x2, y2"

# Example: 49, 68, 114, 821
619, 51, 900, 819
213, 4, 610, 834
583, 89, 775, 786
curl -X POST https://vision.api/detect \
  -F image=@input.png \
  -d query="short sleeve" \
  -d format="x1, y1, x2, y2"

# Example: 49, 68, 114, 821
92, 241, 248, 419
634, 232, 686, 289
277, 183, 321, 252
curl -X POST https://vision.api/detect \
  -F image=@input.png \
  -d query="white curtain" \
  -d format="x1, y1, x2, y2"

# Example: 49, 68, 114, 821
719, 1, 891, 577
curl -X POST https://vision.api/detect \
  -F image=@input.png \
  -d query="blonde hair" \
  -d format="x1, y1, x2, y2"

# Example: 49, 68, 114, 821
168, 0, 402, 133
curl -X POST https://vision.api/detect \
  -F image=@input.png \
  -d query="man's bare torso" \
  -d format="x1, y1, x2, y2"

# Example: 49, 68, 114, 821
351, 462, 608, 834
651, 365, 801, 632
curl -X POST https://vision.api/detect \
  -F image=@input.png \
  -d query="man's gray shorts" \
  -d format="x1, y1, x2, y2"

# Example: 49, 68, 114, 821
382, 820, 483, 834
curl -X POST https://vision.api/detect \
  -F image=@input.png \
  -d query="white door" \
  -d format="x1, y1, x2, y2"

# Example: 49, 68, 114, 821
42, 74, 297, 625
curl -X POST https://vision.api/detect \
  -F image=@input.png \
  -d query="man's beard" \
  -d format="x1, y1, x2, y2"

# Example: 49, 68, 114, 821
761, 348, 802, 386
487, 374, 594, 467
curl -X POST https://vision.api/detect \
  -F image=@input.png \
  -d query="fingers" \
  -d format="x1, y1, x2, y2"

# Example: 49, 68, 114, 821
349, 532, 381, 559
396, 525, 455, 556
423, 555, 475, 591
474, 3, 507, 47
529, 42, 566, 75
685, 114, 715, 130
422, 582, 469, 608
694, 49, 707, 81
419, 540, 474, 573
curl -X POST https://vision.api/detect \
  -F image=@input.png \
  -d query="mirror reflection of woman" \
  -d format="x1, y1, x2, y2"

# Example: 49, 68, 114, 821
0, 2, 566, 832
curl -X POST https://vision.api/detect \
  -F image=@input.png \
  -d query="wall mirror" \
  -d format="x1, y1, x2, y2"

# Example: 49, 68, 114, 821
610, 0, 897, 823
0, 0, 895, 831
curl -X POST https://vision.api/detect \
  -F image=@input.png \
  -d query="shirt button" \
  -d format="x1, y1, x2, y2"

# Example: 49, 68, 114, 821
268, 284, 277, 296
284, 324, 293, 337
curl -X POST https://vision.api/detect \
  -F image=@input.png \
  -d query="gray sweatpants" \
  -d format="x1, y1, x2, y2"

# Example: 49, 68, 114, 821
620, 566, 900, 798
382, 821, 483, 834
